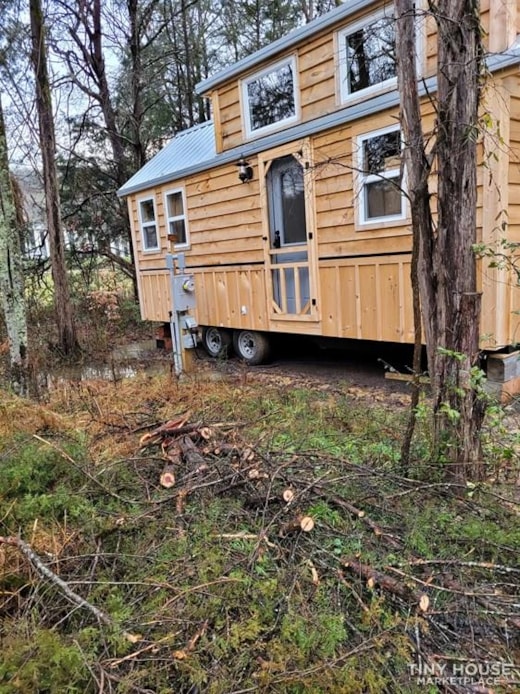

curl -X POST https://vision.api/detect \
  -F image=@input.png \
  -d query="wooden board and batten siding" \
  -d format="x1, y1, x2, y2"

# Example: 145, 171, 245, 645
123, 0, 520, 354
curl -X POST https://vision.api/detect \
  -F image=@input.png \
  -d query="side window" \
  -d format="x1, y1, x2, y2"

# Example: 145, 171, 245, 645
165, 188, 189, 248
356, 126, 405, 225
241, 57, 298, 138
138, 197, 159, 251
338, 10, 396, 103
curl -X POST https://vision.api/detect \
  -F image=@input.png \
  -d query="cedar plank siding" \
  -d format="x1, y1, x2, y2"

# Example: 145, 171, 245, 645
195, 267, 268, 331
185, 167, 264, 267
479, 72, 517, 348
507, 82, 520, 330
299, 31, 336, 122
123, 0, 520, 352
215, 80, 242, 152
319, 257, 413, 341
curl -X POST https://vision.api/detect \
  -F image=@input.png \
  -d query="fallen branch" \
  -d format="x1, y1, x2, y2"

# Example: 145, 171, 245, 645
139, 417, 200, 446
108, 632, 181, 668
389, 564, 520, 628
0, 535, 139, 641
316, 488, 402, 549
212, 531, 277, 548
404, 558, 520, 575
243, 494, 282, 509
342, 557, 429, 612
442, 575, 520, 631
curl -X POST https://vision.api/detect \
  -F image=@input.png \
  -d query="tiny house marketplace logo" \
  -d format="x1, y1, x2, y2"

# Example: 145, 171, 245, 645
407, 660, 518, 687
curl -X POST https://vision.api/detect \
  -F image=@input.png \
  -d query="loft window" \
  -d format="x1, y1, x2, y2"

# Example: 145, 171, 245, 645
357, 126, 405, 225
165, 188, 189, 247
338, 10, 396, 102
242, 57, 298, 138
138, 197, 159, 250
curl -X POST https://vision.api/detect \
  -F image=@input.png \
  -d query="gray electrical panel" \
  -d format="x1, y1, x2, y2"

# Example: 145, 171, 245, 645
172, 274, 196, 311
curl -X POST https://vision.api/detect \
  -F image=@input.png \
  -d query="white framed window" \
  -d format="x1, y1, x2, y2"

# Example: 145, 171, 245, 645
138, 197, 159, 251
241, 56, 299, 138
337, 9, 397, 103
164, 188, 189, 248
356, 125, 406, 226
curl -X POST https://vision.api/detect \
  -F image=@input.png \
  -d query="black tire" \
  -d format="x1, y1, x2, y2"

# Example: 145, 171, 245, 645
232, 330, 270, 365
201, 326, 233, 358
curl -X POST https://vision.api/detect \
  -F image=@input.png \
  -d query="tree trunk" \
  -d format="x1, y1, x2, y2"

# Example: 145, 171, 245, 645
432, 0, 486, 481
128, 0, 146, 171
69, 0, 138, 298
30, 0, 79, 357
395, 0, 431, 471
0, 94, 29, 396
396, 0, 486, 482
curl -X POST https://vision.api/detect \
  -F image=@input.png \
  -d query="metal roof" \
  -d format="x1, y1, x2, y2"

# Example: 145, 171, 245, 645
196, 0, 374, 95
117, 120, 216, 197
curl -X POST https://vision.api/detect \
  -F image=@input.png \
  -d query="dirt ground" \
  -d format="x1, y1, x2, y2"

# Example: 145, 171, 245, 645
188, 336, 416, 399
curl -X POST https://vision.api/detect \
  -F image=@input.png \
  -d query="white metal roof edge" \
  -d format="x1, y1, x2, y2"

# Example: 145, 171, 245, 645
195, 0, 375, 95
486, 38, 520, 72
118, 45, 520, 198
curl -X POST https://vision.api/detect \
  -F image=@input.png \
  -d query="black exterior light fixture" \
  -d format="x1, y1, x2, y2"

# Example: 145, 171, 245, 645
236, 156, 253, 183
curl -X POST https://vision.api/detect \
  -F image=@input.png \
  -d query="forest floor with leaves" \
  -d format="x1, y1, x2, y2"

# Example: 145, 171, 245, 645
0, 357, 519, 693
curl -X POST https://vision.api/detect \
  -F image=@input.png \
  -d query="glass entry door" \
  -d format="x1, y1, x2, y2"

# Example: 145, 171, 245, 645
265, 153, 316, 319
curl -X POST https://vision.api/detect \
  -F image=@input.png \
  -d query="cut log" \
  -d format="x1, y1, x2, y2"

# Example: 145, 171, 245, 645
160, 465, 176, 488
282, 488, 295, 503
179, 435, 205, 466
163, 442, 181, 462
279, 515, 315, 536
247, 468, 268, 480
199, 427, 212, 440
139, 415, 191, 445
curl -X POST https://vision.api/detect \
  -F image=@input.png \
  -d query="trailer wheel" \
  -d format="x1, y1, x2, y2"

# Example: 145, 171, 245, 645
201, 327, 232, 358
233, 330, 270, 365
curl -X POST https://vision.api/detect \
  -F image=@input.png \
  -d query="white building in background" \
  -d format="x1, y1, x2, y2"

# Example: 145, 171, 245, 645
17, 168, 129, 261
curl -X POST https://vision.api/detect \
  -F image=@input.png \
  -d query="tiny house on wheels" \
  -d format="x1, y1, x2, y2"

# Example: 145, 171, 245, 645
118, 0, 520, 390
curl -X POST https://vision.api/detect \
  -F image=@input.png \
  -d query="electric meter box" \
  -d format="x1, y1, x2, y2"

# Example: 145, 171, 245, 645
172, 274, 196, 311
